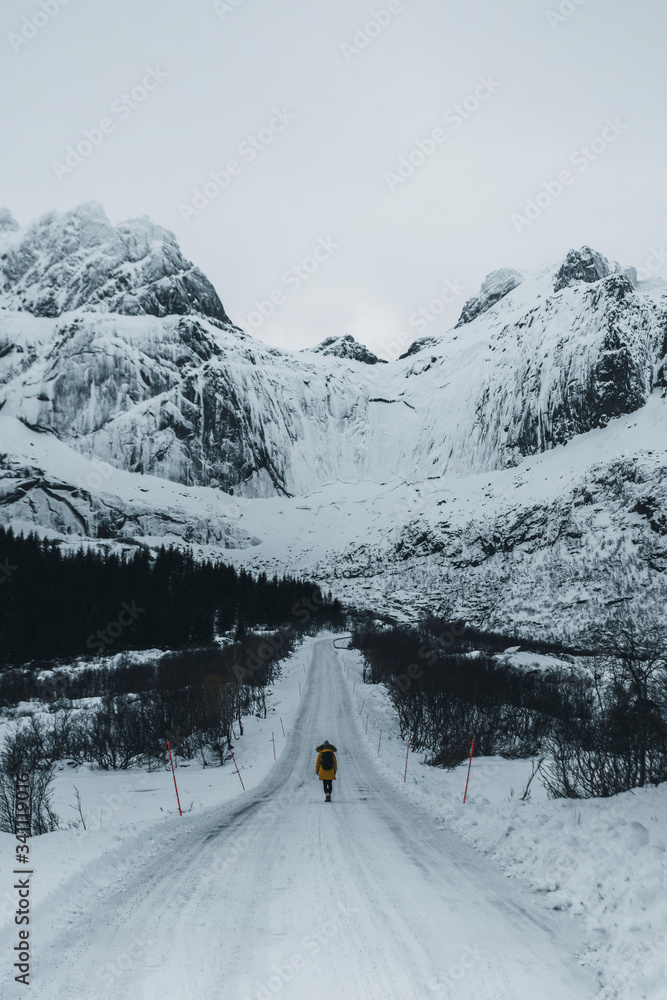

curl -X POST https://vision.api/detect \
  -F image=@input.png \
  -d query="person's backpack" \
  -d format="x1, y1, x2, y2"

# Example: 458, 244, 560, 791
321, 750, 334, 771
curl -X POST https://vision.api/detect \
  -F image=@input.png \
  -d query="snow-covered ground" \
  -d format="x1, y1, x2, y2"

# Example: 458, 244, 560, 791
339, 645, 667, 1000
1, 635, 665, 998
0, 638, 313, 959
0, 636, 597, 998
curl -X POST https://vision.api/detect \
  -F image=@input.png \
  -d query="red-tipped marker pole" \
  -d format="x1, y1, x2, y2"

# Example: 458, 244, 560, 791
463, 737, 475, 804
377, 729, 382, 754
167, 741, 182, 817
230, 748, 245, 791
404, 740, 410, 782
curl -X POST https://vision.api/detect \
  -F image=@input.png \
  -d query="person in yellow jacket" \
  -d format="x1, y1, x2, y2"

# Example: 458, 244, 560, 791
315, 740, 337, 802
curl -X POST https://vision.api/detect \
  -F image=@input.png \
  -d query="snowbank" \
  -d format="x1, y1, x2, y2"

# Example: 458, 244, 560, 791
0, 637, 315, 933
341, 646, 667, 1000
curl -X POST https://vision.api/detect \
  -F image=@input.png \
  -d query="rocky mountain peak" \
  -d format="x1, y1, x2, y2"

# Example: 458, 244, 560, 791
310, 334, 386, 364
1, 219, 663, 511
0, 202, 230, 326
0, 208, 19, 233
553, 246, 617, 292
456, 268, 524, 327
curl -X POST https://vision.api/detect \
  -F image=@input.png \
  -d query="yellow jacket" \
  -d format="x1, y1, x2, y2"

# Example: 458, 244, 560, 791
315, 749, 337, 781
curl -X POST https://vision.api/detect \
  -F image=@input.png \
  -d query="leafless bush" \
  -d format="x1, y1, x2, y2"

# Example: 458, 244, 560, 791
542, 615, 667, 797
0, 726, 60, 834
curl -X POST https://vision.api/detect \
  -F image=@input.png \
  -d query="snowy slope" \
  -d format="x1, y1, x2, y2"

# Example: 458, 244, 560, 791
219, 393, 667, 634
0, 415, 258, 546
4, 390, 667, 634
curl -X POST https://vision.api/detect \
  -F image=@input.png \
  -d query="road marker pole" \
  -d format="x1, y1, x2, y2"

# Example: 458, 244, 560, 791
167, 741, 182, 817
463, 737, 475, 804
272, 732, 276, 760
229, 748, 245, 791
404, 740, 410, 783
366, 714, 369, 734
280, 717, 286, 737
377, 729, 382, 754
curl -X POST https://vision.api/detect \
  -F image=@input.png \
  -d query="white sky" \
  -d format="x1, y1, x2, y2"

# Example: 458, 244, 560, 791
1, 0, 665, 356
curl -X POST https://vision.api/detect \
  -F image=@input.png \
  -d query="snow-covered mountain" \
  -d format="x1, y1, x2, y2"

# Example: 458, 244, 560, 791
0, 202, 228, 324
1, 203, 666, 632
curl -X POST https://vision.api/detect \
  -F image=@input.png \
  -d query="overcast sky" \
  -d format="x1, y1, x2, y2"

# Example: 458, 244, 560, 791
1, 0, 665, 356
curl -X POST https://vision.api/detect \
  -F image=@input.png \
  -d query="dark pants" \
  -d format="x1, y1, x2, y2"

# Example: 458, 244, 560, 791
323, 779, 333, 796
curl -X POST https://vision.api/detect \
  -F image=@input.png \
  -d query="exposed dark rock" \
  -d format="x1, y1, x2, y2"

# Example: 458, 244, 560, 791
398, 336, 439, 359
456, 268, 523, 326
310, 334, 386, 364
553, 246, 615, 292
655, 312, 667, 388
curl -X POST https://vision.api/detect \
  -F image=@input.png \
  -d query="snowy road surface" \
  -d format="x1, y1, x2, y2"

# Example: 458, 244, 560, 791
22, 639, 594, 1000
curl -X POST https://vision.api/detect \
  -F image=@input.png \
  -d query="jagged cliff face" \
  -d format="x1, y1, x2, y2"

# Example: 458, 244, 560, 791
1, 206, 667, 630
308, 334, 387, 365
1, 217, 665, 498
438, 266, 659, 471
0, 202, 229, 325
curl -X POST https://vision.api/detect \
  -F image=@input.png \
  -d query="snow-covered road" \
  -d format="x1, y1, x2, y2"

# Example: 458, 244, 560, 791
23, 638, 594, 1000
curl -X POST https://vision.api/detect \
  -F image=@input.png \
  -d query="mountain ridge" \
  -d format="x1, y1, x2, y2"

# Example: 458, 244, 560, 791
0, 202, 230, 326
1, 204, 666, 631
2, 213, 664, 497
